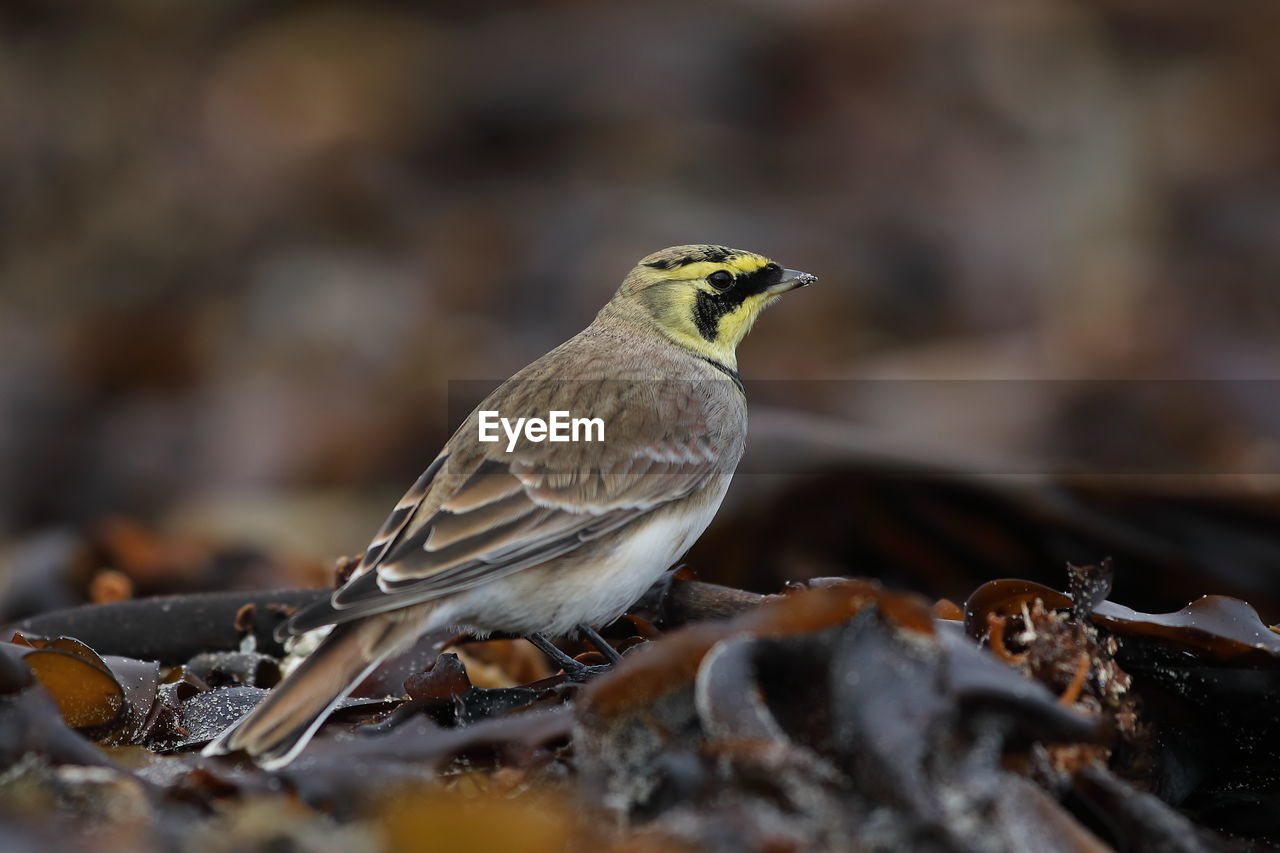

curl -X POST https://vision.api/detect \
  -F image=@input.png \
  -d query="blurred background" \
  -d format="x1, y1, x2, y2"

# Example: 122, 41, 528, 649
3, 0, 1280, 616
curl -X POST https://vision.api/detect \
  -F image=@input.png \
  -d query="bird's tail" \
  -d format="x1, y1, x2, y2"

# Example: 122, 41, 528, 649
202, 614, 417, 769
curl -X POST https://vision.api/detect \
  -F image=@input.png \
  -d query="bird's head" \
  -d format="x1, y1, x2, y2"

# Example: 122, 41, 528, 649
610, 244, 816, 366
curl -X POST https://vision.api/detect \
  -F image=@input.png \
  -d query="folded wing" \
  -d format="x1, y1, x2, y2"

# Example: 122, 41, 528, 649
282, 378, 730, 636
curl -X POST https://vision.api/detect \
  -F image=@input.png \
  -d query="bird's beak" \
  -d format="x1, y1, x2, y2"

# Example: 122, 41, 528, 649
767, 269, 818, 295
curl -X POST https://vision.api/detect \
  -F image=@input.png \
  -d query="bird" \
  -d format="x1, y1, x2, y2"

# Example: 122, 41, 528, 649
203, 244, 816, 768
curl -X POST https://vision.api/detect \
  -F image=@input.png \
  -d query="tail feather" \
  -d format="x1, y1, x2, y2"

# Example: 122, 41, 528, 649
203, 616, 414, 769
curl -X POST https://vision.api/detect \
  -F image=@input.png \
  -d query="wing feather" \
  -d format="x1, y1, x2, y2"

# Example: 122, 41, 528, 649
424, 491, 539, 552
441, 462, 524, 512
354, 455, 446, 572
282, 374, 740, 637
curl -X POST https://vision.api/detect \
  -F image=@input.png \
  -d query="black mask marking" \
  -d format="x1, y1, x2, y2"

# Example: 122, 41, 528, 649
691, 263, 783, 340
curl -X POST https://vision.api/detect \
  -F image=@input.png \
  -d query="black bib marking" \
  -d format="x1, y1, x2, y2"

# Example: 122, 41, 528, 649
700, 356, 745, 394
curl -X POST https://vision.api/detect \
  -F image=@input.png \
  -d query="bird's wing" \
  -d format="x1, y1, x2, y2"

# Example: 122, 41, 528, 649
284, 376, 735, 634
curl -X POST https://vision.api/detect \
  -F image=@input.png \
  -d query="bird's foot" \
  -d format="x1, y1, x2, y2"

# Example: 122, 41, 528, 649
558, 660, 614, 682
526, 631, 618, 682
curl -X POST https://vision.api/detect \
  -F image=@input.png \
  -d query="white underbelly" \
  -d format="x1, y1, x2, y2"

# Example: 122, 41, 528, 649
427, 483, 728, 637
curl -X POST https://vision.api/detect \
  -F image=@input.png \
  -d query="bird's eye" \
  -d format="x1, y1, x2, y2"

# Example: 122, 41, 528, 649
707, 270, 733, 290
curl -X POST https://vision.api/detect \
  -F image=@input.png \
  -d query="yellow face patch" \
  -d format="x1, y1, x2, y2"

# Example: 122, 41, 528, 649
711, 291, 774, 351
622, 245, 799, 366
662, 255, 772, 282
630, 256, 780, 364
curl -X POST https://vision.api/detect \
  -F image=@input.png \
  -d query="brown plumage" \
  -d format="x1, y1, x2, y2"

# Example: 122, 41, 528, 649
203, 245, 815, 767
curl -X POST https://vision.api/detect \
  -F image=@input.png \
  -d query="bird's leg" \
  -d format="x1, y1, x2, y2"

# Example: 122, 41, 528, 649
577, 624, 623, 664
526, 633, 578, 670
526, 633, 610, 681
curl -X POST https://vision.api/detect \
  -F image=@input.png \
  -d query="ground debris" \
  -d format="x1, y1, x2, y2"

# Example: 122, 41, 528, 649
0, 565, 1275, 851
577, 582, 1107, 852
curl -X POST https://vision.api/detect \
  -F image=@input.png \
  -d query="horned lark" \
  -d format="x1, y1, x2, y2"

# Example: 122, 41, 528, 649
204, 244, 815, 767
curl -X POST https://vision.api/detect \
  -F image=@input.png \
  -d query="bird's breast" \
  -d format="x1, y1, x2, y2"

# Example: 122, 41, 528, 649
427, 476, 732, 638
